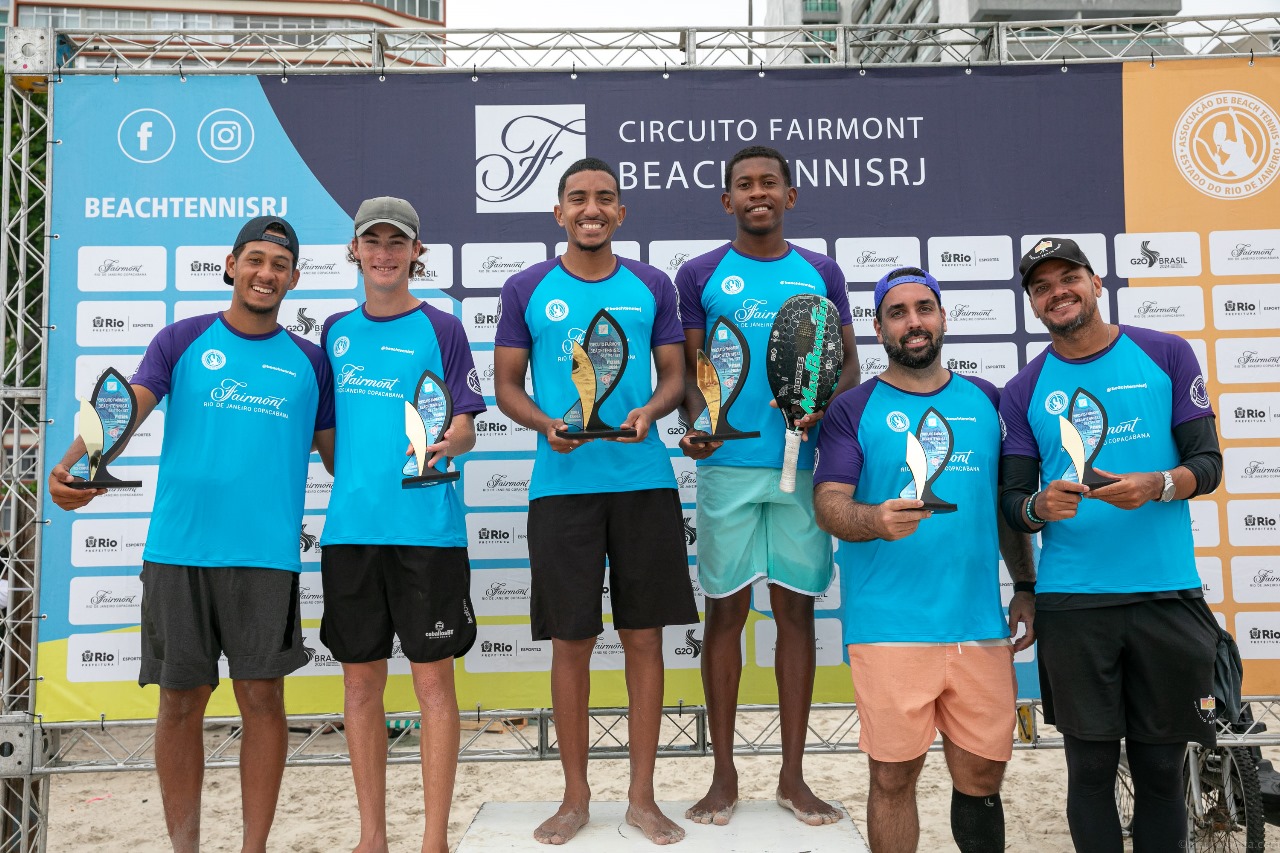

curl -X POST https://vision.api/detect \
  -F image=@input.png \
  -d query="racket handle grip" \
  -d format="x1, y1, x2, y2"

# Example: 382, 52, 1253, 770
779, 430, 802, 494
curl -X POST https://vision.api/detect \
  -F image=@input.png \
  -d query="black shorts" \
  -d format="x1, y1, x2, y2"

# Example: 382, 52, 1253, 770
1036, 597, 1217, 746
319, 544, 476, 664
138, 562, 309, 691
527, 488, 698, 642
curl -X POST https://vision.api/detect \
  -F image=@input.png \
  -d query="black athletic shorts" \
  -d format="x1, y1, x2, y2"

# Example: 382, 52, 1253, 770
1036, 597, 1217, 746
319, 544, 476, 664
527, 488, 698, 642
138, 562, 309, 691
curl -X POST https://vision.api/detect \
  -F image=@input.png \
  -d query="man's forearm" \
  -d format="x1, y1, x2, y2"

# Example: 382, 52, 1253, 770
997, 509, 1036, 584
814, 489, 884, 542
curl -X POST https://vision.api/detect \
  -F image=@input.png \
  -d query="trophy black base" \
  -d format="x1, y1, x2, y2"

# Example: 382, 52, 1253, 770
688, 430, 761, 444
402, 471, 460, 489
554, 428, 638, 440
921, 500, 958, 514
65, 477, 142, 491
1082, 472, 1120, 489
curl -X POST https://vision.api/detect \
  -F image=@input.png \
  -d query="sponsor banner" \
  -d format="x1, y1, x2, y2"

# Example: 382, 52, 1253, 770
1219, 392, 1280, 439
463, 624, 552, 673
556, 240, 641, 261
66, 632, 143, 682
1212, 284, 1280, 331
687, 566, 707, 612
1019, 233, 1109, 277
846, 288, 877, 338
172, 300, 228, 322
680, 509, 698, 557
1115, 285, 1205, 331
791, 238, 828, 255
298, 514, 325, 564
462, 459, 535, 507
462, 297, 501, 344
1216, 337, 1280, 385
1236, 612, 1280, 660
1113, 232, 1202, 278
648, 240, 726, 278
1187, 338, 1209, 379
417, 244, 455, 290
473, 409, 537, 452
926, 235, 1013, 281
70, 518, 149, 568
292, 245, 359, 290
1171, 90, 1280, 200
1231, 556, 1280, 604
859, 350, 889, 379
465, 512, 530, 561
672, 457, 698, 504
754, 617, 844, 668
460, 243, 547, 289
66, 467, 154, 514
77, 246, 167, 292
278, 299, 358, 346
942, 342, 1020, 386
1197, 556, 1224, 604
943, 289, 1017, 337
656, 410, 686, 449
662, 623, 708, 670
304, 462, 333, 510
835, 237, 921, 283
469, 349, 531, 398
1209, 229, 1280, 277
298, 571, 323, 619
174, 246, 231, 290
1227, 500, 1280, 548
293, 627, 412, 677
75, 300, 166, 348
68, 575, 144, 625
1190, 499, 1221, 548
475, 104, 586, 214
1224, 447, 1280, 494
471, 568, 533, 617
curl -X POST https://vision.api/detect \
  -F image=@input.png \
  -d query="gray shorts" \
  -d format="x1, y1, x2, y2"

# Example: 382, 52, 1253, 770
138, 561, 310, 691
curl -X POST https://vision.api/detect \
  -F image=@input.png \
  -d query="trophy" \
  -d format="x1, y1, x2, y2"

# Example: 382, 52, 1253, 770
1058, 387, 1119, 489
66, 368, 142, 490
688, 316, 760, 444
403, 369, 459, 488
556, 309, 636, 439
901, 407, 957, 513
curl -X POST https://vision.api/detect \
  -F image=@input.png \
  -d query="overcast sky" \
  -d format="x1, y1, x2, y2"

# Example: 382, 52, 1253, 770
446, 0, 1280, 29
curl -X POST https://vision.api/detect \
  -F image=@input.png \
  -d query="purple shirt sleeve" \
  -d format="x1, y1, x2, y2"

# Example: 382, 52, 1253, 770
675, 245, 732, 332
131, 314, 219, 403
813, 381, 872, 487
1123, 325, 1215, 426
426, 306, 487, 416
795, 246, 854, 327
998, 356, 1046, 459
494, 264, 548, 350
960, 373, 1001, 411
622, 259, 685, 347
285, 332, 336, 432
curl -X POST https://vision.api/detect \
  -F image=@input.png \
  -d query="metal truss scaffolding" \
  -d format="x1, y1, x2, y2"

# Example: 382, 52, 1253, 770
1, 13, 1278, 851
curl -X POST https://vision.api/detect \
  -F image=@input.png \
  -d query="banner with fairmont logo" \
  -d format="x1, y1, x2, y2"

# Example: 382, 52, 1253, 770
36, 58, 1279, 721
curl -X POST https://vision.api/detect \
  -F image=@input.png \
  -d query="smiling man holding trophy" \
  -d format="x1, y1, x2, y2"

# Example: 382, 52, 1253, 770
999, 237, 1224, 851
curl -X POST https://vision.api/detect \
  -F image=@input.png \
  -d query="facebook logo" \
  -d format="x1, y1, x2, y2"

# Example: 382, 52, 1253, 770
117, 109, 175, 164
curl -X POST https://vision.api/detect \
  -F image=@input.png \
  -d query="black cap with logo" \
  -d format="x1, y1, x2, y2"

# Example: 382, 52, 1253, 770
1018, 237, 1094, 290
223, 216, 301, 285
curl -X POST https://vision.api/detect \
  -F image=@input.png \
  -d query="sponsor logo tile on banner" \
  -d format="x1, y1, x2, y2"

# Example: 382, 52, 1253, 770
462, 297, 501, 344
1113, 232, 1202, 278
463, 459, 534, 507
672, 456, 698, 504
789, 238, 828, 255
1196, 557, 1224, 605
461, 243, 547, 289
1235, 612, 1280, 660
68, 575, 144, 625
75, 301, 166, 348
942, 342, 1020, 386
648, 241, 726, 278
464, 624, 552, 673
78, 246, 167, 292
846, 288, 877, 338
471, 568, 533, 617
754, 617, 844, 668
835, 237, 921, 283
662, 623, 711, 670
1209, 230, 1280, 277
465, 512, 530, 560
305, 462, 332, 510
298, 515, 325, 564
174, 246, 230, 291
66, 632, 143, 682
71, 518, 149, 568
1190, 499, 1221, 548
415, 244, 454, 290
926, 235, 1013, 281
1227, 500, 1280, 548
72, 409, 163, 459
1115, 286, 1205, 332
1212, 284, 1280, 331
473, 410, 537, 451
280, 299, 358, 346
475, 105, 586, 214
1220, 392, 1280, 439
298, 572, 324, 619
1022, 287, 1111, 335
1019, 233, 1109, 277
1224, 447, 1280, 495
1216, 337, 1280, 385
293, 245, 357, 290
67, 467, 154, 514
1230, 556, 1280, 605
943, 289, 1017, 336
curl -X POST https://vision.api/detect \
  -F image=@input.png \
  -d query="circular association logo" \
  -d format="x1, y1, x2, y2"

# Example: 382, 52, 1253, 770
1173, 91, 1280, 200
721, 275, 745, 295
1044, 390, 1069, 415
1190, 374, 1210, 409
886, 411, 910, 433
999, 413, 1008, 441
467, 367, 482, 395
546, 299, 569, 322
201, 348, 226, 370
332, 336, 350, 357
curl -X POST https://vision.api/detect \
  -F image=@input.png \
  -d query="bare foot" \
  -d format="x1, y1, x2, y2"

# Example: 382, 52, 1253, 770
626, 803, 686, 845
684, 776, 738, 825
352, 837, 390, 853
776, 784, 844, 826
534, 803, 590, 845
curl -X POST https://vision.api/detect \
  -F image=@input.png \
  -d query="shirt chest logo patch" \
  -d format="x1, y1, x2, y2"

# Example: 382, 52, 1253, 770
720, 275, 744, 295
201, 349, 226, 370
546, 299, 569, 322
1044, 390, 1069, 415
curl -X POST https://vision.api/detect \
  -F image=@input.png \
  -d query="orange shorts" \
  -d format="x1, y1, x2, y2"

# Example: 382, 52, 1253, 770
847, 643, 1016, 764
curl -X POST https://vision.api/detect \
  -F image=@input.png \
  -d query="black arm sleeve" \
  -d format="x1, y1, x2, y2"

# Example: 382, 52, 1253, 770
1174, 415, 1222, 497
998, 454, 1042, 534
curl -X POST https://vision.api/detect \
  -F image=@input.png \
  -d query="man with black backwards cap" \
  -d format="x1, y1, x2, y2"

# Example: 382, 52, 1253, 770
48, 216, 335, 853
320, 197, 484, 853
999, 238, 1223, 850
813, 267, 1034, 853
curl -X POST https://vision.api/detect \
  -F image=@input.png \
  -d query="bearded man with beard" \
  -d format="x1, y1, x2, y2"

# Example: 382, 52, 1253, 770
813, 266, 1035, 853
998, 238, 1223, 852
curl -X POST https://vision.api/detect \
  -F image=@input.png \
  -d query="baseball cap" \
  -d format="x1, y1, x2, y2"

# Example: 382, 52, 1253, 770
354, 197, 419, 240
874, 266, 942, 311
223, 216, 300, 285
1019, 237, 1094, 289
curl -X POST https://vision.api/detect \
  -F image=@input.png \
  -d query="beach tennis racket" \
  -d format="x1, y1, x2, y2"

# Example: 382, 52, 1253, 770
765, 294, 844, 493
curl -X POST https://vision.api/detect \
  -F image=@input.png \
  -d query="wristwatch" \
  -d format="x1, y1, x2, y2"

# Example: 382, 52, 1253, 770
1157, 470, 1176, 502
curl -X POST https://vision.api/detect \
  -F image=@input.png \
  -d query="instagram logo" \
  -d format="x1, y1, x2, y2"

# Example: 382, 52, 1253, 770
197, 109, 254, 163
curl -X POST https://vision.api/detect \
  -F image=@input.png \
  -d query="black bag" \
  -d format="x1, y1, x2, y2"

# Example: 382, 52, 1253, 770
1185, 596, 1244, 725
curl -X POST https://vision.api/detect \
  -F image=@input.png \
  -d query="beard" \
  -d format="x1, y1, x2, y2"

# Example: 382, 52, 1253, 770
884, 330, 944, 370
1039, 297, 1097, 336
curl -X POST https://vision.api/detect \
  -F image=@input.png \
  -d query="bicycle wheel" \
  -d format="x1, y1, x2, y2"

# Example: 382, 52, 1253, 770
1186, 743, 1266, 852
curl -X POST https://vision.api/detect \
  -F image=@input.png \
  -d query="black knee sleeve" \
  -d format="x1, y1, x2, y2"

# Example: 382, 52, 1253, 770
951, 789, 1004, 853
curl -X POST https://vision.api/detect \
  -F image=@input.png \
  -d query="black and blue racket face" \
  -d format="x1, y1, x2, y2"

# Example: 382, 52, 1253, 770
765, 294, 844, 425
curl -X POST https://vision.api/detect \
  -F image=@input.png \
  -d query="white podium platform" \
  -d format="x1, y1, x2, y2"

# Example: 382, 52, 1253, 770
457, 800, 868, 852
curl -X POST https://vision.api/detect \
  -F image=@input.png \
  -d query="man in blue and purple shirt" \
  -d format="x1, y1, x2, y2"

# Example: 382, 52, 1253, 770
999, 237, 1223, 851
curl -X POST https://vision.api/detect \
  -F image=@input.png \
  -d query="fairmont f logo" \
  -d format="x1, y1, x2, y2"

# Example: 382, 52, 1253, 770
475, 105, 587, 213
